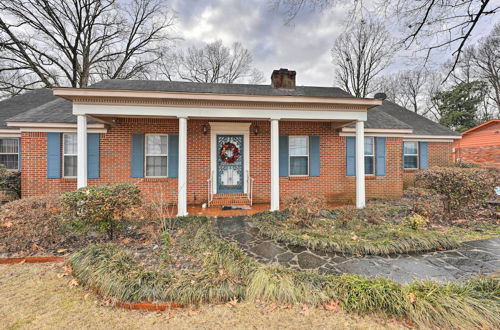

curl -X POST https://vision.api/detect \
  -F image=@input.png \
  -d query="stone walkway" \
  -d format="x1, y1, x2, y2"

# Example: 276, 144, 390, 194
215, 216, 500, 284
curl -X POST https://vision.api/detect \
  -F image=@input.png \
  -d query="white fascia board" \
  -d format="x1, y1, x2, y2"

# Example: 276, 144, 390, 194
7, 122, 105, 129
342, 127, 413, 134
73, 104, 368, 121
340, 132, 460, 140
19, 127, 107, 133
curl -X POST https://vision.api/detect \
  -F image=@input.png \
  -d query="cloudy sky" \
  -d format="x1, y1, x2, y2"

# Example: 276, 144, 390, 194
168, 0, 498, 87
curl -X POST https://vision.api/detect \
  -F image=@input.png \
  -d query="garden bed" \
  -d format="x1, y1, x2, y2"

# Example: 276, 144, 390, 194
249, 209, 459, 256
67, 216, 500, 329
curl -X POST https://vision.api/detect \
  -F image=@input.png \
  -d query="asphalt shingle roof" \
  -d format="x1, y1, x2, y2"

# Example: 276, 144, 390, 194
3, 81, 459, 137
90, 80, 355, 98
377, 100, 460, 136
0, 89, 57, 129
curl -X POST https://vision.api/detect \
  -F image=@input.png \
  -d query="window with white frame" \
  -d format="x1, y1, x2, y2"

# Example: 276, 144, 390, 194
403, 141, 419, 169
289, 136, 309, 176
364, 137, 375, 175
63, 133, 78, 177
145, 134, 168, 177
0, 138, 19, 170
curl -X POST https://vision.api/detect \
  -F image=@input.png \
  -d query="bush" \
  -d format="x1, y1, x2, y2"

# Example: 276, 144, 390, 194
0, 165, 21, 200
402, 214, 428, 230
61, 183, 141, 240
454, 162, 481, 168
0, 195, 70, 254
283, 193, 326, 228
416, 167, 495, 218
403, 188, 443, 220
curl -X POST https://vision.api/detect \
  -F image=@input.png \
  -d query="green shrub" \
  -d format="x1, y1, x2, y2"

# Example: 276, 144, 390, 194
61, 183, 141, 240
454, 162, 481, 168
402, 214, 428, 230
283, 193, 326, 228
416, 167, 494, 218
0, 165, 21, 199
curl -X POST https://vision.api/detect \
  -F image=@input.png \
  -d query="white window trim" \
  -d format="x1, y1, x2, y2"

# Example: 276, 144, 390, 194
364, 137, 375, 176
0, 138, 20, 171
403, 141, 419, 170
289, 136, 309, 177
62, 133, 77, 178
144, 134, 168, 178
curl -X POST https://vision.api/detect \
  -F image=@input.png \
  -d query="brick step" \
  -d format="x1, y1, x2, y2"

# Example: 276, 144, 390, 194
210, 193, 251, 206
210, 199, 250, 206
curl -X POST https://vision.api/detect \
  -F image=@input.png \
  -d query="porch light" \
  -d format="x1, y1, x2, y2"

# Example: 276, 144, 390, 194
203, 125, 209, 135
253, 125, 259, 135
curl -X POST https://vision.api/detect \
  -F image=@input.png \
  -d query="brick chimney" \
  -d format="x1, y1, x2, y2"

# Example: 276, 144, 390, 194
271, 68, 296, 89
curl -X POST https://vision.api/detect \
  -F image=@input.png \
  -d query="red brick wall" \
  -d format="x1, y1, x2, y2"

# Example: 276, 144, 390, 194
402, 142, 453, 188
455, 145, 500, 169
22, 118, 453, 203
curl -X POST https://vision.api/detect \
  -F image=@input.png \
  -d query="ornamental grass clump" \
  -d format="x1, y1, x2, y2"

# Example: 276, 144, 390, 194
68, 216, 500, 329
61, 183, 141, 240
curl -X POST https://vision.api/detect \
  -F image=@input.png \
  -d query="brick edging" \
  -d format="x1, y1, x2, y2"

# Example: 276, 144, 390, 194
0, 256, 65, 264
115, 301, 183, 311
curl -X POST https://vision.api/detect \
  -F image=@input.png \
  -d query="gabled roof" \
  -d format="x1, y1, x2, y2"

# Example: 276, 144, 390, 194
376, 100, 460, 136
461, 119, 500, 135
8, 98, 75, 124
0, 89, 57, 129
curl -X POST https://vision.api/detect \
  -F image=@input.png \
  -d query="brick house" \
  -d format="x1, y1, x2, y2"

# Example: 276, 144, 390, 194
453, 120, 500, 169
2, 69, 460, 215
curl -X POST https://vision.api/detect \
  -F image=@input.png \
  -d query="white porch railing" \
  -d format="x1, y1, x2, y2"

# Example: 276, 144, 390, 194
207, 170, 214, 207
246, 170, 255, 206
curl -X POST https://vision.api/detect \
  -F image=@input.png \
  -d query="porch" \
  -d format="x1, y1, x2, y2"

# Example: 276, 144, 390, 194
53, 86, 382, 216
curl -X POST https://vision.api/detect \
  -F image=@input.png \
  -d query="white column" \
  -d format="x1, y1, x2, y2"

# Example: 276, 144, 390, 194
355, 120, 365, 208
177, 117, 188, 216
77, 115, 88, 188
270, 118, 280, 211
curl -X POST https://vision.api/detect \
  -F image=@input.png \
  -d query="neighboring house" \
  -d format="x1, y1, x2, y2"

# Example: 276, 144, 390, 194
4, 69, 460, 215
0, 89, 57, 171
453, 120, 500, 169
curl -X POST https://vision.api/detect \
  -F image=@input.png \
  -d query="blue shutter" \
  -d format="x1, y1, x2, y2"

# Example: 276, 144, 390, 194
309, 136, 320, 177
375, 137, 386, 176
131, 133, 144, 178
168, 134, 179, 178
346, 136, 356, 176
17, 137, 21, 171
419, 142, 428, 169
87, 133, 100, 179
47, 133, 61, 179
279, 136, 289, 177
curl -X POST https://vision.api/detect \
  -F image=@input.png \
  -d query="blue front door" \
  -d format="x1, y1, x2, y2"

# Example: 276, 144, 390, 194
217, 134, 244, 193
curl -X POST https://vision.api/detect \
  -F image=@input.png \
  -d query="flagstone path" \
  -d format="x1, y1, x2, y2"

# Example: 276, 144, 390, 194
215, 216, 500, 284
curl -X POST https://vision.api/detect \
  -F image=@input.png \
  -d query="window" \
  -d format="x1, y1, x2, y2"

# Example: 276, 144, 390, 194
63, 133, 77, 177
145, 134, 168, 177
403, 142, 419, 169
364, 137, 375, 175
0, 138, 19, 170
289, 136, 309, 176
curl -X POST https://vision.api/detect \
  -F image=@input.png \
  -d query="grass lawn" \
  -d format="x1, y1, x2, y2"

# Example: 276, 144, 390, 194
0, 263, 404, 330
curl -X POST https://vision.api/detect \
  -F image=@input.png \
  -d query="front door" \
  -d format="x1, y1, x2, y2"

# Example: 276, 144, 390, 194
217, 134, 244, 193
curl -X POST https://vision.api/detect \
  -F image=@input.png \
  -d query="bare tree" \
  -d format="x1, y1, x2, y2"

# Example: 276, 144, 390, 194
375, 69, 428, 113
472, 22, 500, 113
0, 0, 175, 96
331, 19, 395, 97
160, 40, 264, 84
273, 0, 500, 77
